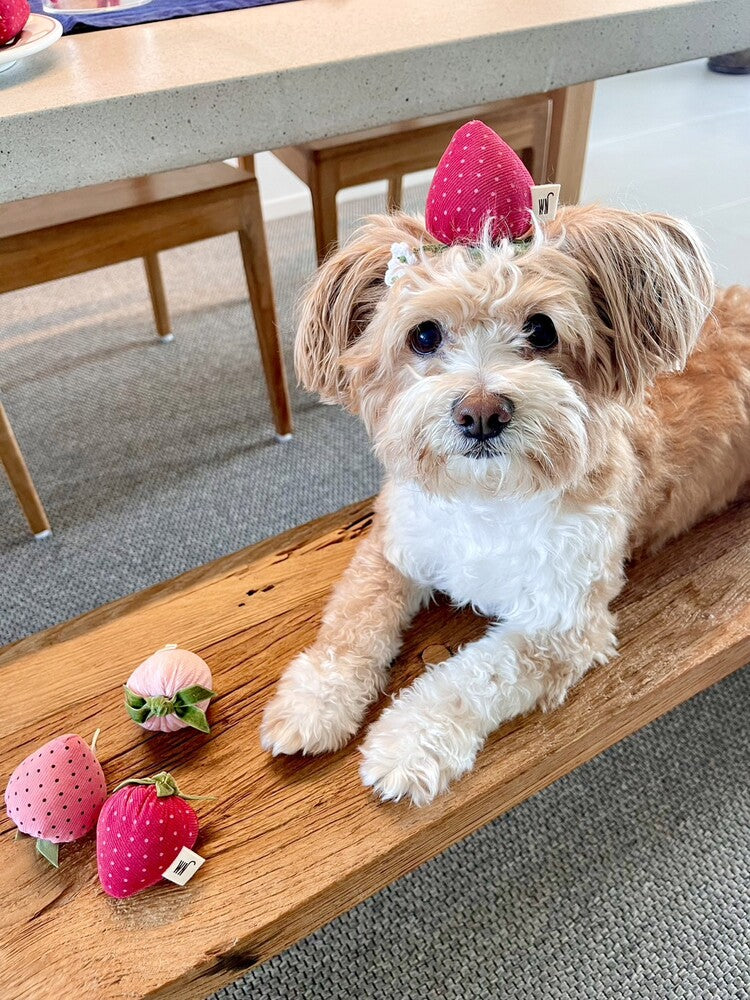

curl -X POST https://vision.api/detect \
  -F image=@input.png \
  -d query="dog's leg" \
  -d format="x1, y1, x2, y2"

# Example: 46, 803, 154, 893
360, 614, 615, 805
261, 528, 427, 755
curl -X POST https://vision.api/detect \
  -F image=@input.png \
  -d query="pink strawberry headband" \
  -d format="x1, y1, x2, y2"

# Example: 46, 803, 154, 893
385, 120, 560, 286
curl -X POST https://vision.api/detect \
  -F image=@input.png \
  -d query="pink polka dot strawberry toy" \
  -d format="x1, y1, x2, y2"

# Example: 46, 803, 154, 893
97, 771, 210, 899
4, 731, 107, 868
0, 0, 30, 47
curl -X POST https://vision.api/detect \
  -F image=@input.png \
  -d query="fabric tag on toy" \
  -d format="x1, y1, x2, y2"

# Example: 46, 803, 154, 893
162, 846, 206, 886
530, 184, 561, 222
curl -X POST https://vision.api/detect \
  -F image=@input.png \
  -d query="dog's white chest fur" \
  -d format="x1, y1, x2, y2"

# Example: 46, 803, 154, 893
383, 480, 617, 633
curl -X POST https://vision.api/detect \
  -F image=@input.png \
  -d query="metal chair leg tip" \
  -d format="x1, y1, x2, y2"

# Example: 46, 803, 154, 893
34, 529, 52, 540
159, 333, 175, 343
275, 432, 293, 442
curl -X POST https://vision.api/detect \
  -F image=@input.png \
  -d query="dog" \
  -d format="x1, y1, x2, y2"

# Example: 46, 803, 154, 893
260, 127, 750, 806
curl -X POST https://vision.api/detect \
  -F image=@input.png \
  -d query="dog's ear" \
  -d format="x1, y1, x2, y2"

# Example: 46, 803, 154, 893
555, 205, 714, 395
295, 212, 429, 405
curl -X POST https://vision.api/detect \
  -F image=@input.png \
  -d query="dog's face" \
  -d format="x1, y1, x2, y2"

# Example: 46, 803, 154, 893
297, 205, 713, 498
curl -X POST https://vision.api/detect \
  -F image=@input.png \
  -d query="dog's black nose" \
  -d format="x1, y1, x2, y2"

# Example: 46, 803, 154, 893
452, 392, 514, 440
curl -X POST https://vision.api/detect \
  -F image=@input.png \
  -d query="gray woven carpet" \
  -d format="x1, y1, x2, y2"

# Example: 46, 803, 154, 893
0, 193, 387, 643
1, 186, 748, 999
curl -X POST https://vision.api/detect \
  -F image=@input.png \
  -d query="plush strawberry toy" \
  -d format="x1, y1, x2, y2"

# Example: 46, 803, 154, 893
425, 120, 535, 245
0, 0, 30, 46
4, 732, 107, 868
97, 771, 208, 899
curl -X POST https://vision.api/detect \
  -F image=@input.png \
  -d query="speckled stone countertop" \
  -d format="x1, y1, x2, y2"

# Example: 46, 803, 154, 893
0, 0, 748, 202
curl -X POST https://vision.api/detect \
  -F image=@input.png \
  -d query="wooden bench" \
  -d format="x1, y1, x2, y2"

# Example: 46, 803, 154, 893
2, 498, 749, 1000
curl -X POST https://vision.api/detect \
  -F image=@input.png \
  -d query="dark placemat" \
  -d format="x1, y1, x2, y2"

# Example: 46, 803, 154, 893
30, 0, 297, 34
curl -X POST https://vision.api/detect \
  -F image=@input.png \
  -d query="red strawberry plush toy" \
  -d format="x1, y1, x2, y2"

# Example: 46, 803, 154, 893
426, 120, 535, 245
4, 732, 107, 868
97, 771, 206, 899
0, 0, 30, 46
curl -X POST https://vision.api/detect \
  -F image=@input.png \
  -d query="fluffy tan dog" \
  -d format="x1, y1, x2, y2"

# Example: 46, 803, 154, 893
261, 204, 750, 805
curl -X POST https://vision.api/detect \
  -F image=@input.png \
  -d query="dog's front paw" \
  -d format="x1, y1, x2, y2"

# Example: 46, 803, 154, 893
359, 688, 480, 806
260, 650, 367, 756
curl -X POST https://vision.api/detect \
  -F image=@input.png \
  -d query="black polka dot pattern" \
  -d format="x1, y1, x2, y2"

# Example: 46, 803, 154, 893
4, 734, 107, 844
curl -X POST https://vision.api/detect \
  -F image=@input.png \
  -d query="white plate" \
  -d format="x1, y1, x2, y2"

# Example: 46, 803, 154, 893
0, 13, 63, 74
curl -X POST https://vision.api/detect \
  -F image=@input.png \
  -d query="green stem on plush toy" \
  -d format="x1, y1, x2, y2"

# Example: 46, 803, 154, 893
123, 685, 215, 732
113, 771, 215, 801
145, 695, 175, 717
14, 824, 62, 868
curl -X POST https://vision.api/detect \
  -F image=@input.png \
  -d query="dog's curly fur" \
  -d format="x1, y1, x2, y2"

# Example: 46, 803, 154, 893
261, 204, 750, 805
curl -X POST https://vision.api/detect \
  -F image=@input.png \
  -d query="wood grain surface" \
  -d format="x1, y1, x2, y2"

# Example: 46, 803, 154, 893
2, 498, 749, 999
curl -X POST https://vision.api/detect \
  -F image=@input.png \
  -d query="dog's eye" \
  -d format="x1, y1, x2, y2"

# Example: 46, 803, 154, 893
524, 313, 558, 351
408, 321, 444, 355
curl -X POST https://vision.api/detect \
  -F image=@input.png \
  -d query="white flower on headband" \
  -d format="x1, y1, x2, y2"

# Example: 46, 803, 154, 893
384, 243, 417, 286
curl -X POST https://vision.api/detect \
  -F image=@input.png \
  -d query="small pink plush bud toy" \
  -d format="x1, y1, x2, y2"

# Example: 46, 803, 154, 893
4, 731, 107, 868
124, 645, 216, 733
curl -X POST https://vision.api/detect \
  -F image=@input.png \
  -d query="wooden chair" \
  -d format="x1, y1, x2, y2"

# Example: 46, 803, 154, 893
273, 84, 595, 264
0, 402, 51, 539
0, 157, 293, 536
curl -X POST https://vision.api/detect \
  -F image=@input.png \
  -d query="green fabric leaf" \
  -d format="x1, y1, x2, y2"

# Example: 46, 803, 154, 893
115, 772, 179, 797
126, 704, 150, 724
175, 685, 215, 706
124, 686, 146, 709
152, 772, 180, 797
178, 705, 211, 733
36, 839, 59, 868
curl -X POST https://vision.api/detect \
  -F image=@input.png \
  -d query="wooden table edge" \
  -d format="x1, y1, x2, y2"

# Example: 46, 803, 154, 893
0, 499, 375, 666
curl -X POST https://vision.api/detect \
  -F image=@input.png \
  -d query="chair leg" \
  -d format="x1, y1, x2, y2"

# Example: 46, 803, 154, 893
237, 181, 294, 439
0, 403, 51, 538
309, 165, 340, 266
143, 254, 172, 340
387, 175, 403, 212
546, 83, 595, 204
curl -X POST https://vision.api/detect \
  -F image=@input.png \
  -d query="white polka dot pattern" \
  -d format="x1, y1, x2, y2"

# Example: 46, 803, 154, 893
96, 781, 200, 899
425, 120, 534, 245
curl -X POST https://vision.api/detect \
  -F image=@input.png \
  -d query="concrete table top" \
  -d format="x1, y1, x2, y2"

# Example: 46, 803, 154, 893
0, 0, 748, 202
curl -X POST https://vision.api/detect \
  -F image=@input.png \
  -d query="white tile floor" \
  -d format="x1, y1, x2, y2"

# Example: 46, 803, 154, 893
582, 59, 750, 285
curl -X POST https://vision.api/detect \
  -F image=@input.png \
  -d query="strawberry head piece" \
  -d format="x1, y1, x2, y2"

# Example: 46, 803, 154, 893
385, 121, 557, 286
